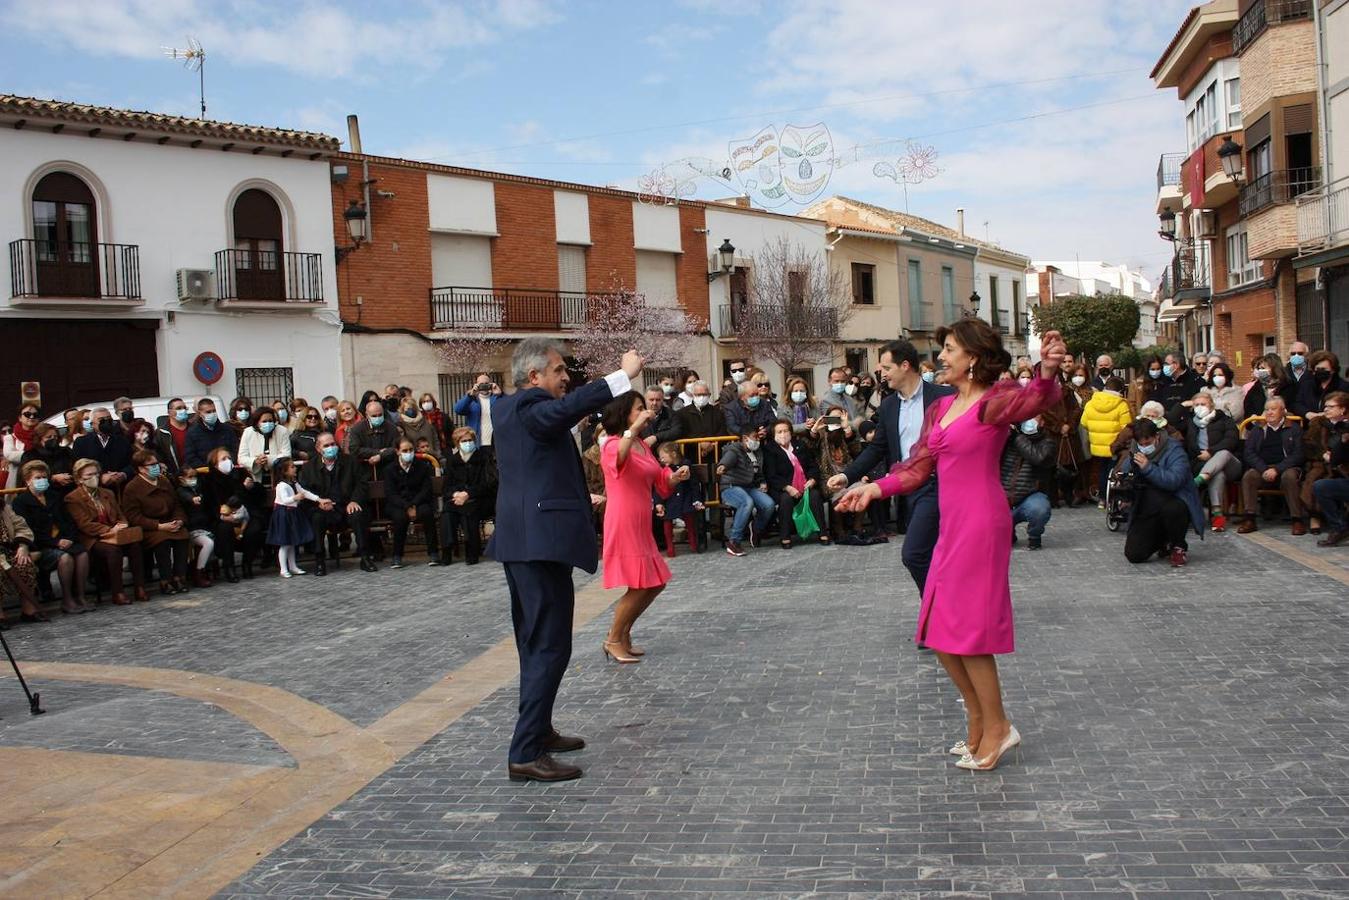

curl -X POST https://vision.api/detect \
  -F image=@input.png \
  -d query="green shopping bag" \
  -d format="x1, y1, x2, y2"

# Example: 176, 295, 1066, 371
792, 486, 821, 540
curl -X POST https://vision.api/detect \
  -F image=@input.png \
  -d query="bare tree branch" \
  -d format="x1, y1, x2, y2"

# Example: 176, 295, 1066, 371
733, 236, 852, 376
434, 324, 511, 376
571, 289, 705, 379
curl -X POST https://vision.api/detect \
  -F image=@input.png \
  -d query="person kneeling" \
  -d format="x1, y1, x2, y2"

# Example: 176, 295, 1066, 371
1000, 416, 1054, 550
1120, 418, 1205, 566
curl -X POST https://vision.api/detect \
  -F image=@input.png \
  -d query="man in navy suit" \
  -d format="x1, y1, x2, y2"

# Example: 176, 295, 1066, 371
488, 337, 644, 782
830, 339, 954, 592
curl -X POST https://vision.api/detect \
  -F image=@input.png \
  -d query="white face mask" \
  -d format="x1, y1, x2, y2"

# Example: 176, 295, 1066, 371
731, 371, 746, 384
692, 395, 710, 409
1017, 376, 1032, 387
421, 401, 434, 411
790, 390, 807, 404
1212, 375, 1227, 388
844, 384, 857, 396
743, 438, 759, 451
1194, 406, 1214, 421
775, 431, 792, 447
1071, 375, 1086, 387
216, 458, 234, 475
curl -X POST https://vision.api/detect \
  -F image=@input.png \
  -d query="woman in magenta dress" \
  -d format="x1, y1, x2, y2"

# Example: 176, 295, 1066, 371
838, 321, 1067, 771
599, 391, 691, 664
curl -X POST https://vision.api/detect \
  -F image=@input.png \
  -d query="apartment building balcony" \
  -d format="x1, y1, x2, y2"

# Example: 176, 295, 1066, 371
1157, 153, 1185, 214
1295, 176, 1349, 256
715, 302, 839, 340
8, 238, 142, 307
214, 249, 324, 310
1242, 167, 1321, 258
1232, 0, 1311, 55
1171, 240, 1211, 307
430, 286, 602, 331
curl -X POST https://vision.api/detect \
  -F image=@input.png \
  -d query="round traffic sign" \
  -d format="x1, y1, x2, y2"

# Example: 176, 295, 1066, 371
193, 351, 224, 386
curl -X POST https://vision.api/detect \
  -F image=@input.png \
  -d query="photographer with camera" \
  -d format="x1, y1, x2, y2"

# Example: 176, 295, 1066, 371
1117, 418, 1204, 567
453, 373, 504, 448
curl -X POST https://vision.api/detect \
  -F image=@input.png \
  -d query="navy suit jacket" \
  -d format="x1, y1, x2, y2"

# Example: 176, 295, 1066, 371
485, 378, 618, 572
843, 380, 954, 484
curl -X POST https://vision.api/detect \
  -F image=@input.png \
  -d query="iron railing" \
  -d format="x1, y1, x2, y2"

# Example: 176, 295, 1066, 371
430, 286, 615, 330
1296, 176, 1349, 253
214, 249, 323, 303
717, 303, 839, 339
1172, 240, 1210, 294
1233, 0, 1311, 54
1157, 153, 1185, 191
1239, 167, 1322, 217
8, 239, 141, 300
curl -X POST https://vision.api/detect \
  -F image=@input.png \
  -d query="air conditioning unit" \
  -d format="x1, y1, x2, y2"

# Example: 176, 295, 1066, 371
1194, 210, 1218, 240
176, 268, 214, 301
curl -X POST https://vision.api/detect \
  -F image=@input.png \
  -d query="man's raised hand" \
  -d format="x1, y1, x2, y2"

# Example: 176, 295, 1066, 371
621, 349, 645, 380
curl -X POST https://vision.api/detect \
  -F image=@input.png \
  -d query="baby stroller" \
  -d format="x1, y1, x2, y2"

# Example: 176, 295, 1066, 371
1104, 464, 1138, 532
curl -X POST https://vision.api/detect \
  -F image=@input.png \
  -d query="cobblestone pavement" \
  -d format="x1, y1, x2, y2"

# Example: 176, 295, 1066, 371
4, 507, 1349, 897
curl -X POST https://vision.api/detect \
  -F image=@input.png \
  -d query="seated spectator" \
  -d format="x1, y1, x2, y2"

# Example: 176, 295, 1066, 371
4, 401, 41, 487
1201, 362, 1244, 422
128, 419, 156, 456
299, 431, 376, 574
334, 400, 361, 450
1001, 416, 1055, 550
417, 392, 447, 446
11, 460, 90, 614
674, 380, 723, 460
121, 449, 191, 595
270, 400, 294, 432
1238, 397, 1307, 535
177, 466, 215, 588
348, 399, 400, 477
199, 448, 262, 581
319, 395, 340, 431
1243, 354, 1297, 422
228, 397, 254, 437
752, 374, 780, 420
724, 379, 776, 441
1311, 392, 1349, 547
441, 426, 496, 566
397, 393, 441, 454
155, 398, 193, 474
1118, 418, 1205, 566
1305, 390, 1349, 537
290, 407, 323, 462
20, 423, 76, 502
1156, 351, 1206, 412
1081, 376, 1133, 506
1112, 401, 1184, 458
717, 428, 775, 557
72, 407, 135, 488
0, 495, 47, 624
1294, 351, 1347, 419
818, 366, 859, 427
61, 408, 88, 448
65, 458, 147, 605
641, 386, 680, 449
185, 398, 239, 469
779, 376, 816, 434
239, 408, 292, 482
384, 438, 440, 568
762, 418, 828, 549
1185, 393, 1242, 532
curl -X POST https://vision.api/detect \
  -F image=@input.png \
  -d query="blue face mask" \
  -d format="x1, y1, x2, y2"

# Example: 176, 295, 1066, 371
276, 409, 289, 423
921, 372, 935, 384
31, 477, 50, 493
146, 463, 162, 479
399, 451, 415, 464
1138, 443, 1157, 457
831, 383, 846, 394
747, 396, 761, 409
259, 422, 276, 435
459, 441, 477, 454
1148, 369, 1161, 380
368, 415, 385, 427
321, 444, 339, 460
790, 391, 807, 404
1019, 420, 1039, 435
174, 408, 189, 423
82, 419, 94, 432
204, 411, 219, 425
235, 409, 250, 423
1162, 365, 1175, 378
1289, 353, 1306, 368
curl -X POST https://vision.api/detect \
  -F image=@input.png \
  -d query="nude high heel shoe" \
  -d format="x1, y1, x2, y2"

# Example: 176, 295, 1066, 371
602, 641, 640, 664
956, 725, 1021, 771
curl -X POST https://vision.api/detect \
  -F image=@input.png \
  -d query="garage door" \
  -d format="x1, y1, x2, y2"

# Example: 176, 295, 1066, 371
0, 319, 160, 413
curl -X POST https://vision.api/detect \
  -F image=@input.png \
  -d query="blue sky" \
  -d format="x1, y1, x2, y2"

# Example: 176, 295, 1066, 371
1, 0, 1197, 279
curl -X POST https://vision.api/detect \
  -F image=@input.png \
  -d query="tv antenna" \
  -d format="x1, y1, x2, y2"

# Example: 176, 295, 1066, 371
162, 36, 207, 118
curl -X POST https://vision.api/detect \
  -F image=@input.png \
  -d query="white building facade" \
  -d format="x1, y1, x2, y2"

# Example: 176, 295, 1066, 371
1026, 260, 1160, 351
0, 96, 343, 414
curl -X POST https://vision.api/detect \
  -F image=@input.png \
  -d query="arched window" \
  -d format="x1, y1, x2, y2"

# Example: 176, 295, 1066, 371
231, 188, 283, 300
32, 172, 98, 297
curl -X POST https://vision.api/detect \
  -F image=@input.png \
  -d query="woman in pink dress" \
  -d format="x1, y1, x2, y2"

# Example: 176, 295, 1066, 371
838, 322, 1067, 771
599, 391, 691, 664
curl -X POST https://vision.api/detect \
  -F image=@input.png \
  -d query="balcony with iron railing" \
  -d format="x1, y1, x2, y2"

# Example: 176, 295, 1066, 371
1239, 167, 1321, 218
1171, 242, 1211, 299
431, 286, 620, 331
1157, 153, 1185, 192
214, 249, 324, 308
8, 239, 142, 305
716, 302, 839, 340
1296, 176, 1349, 255
1232, 0, 1312, 54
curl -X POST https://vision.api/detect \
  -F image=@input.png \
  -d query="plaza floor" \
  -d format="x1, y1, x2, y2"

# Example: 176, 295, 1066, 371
2, 507, 1348, 898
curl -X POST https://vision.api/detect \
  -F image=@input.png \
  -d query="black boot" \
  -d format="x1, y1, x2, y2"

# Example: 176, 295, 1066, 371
359, 556, 378, 573
223, 565, 239, 584
241, 559, 254, 580
315, 556, 327, 577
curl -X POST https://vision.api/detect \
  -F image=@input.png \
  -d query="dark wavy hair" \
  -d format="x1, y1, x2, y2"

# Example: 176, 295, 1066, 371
934, 318, 1012, 386
600, 391, 644, 440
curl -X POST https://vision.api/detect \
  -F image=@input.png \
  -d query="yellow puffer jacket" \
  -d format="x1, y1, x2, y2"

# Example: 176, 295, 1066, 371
1080, 391, 1133, 458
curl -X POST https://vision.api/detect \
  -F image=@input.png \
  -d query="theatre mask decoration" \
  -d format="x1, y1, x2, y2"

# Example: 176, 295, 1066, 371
729, 125, 785, 207
777, 123, 833, 205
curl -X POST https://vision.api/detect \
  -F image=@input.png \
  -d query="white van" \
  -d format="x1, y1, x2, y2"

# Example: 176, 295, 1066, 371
45, 394, 227, 433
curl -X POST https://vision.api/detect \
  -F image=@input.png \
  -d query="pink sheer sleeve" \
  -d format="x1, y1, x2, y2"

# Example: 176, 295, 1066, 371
978, 375, 1062, 428
874, 401, 941, 499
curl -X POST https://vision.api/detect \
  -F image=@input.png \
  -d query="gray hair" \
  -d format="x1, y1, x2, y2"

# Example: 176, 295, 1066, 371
512, 337, 568, 388
690, 380, 710, 393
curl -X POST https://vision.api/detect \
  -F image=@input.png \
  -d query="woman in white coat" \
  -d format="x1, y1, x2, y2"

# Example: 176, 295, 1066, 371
237, 407, 292, 482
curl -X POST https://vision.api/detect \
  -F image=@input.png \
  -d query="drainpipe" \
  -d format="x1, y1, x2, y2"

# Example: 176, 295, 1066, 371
1312, 2, 1332, 187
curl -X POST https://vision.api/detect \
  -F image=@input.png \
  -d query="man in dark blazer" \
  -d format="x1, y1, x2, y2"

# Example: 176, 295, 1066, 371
488, 338, 644, 783
72, 407, 134, 487
299, 432, 375, 574
829, 339, 954, 592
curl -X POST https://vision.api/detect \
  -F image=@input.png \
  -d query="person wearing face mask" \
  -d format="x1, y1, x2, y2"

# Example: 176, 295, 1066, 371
723, 379, 777, 441
12, 460, 91, 614
348, 398, 401, 477
671, 369, 699, 412
71, 407, 134, 487
716, 427, 775, 556
1201, 362, 1244, 421
718, 360, 749, 407
1292, 351, 1347, 419
818, 366, 858, 425
858, 374, 880, 419
196, 448, 257, 581
1090, 354, 1115, 391
384, 438, 441, 568
1286, 341, 1311, 384
1128, 355, 1165, 415
298, 432, 375, 574
414, 393, 447, 446
1117, 418, 1205, 566
20, 423, 76, 503
919, 360, 938, 385
63, 459, 147, 605
1183, 393, 1241, 532
999, 416, 1055, 550
176, 466, 216, 588
0, 492, 48, 626
1238, 396, 1307, 535
1111, 401, 1184, 460
129, 420, 156, 458
185, 399, 240, 469
1080, 377, 1134, 506
440, 426, 496, 566
112, 397, 136, 437
1309, 392, 1349, 546
780, 377, 816, 434
154, 398, 193, 475
227, 398, 254, 438
1242, 353, 1295, 421
763, 418, 829, 549
238, 408, 293, 482
1302, 389, 1349, 537
289, 407, 323, 462
5, 403, 43, 489
1155, 352, 1206, 416
121, 450, 191, 595
319, 396, 341, 433
396, 393, 442, 455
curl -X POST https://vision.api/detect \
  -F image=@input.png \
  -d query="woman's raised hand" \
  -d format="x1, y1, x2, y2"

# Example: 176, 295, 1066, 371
834, 481, 881, 512
1039, 330, 1067, 376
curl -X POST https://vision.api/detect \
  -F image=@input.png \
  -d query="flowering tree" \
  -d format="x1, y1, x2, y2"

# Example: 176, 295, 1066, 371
571, 289, 705, 379
734, 236, 852, 376
433, 324, 511, 378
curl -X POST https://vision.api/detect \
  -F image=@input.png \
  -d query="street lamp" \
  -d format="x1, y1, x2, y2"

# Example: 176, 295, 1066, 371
1158, 208, 1176, 241
335, 200, 368, 263
707, 238, 736, 283
967, 290, 981, 319
1217, 135, 1243, 181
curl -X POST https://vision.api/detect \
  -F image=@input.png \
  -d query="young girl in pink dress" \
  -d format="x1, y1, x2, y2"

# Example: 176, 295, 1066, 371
599, 391, 691, 664
838, 322, 1067, 771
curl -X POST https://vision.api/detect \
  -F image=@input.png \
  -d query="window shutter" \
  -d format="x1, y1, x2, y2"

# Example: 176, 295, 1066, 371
558, 245, 586, 294
1283, 104, 1313, 135
1245, 112, 1271, 148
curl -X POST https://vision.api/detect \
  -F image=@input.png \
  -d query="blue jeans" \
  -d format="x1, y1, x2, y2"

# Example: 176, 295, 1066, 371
1314, 477, 1349, 533
721, 485, 775, 541
1011, 491, 1052, 539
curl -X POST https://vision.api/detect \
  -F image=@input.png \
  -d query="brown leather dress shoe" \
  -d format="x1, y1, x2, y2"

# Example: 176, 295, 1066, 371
1236, 518, 1258, 534
1291, 519, 1308, 536
508, 754, 582, 783
546, 731, 586, 753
